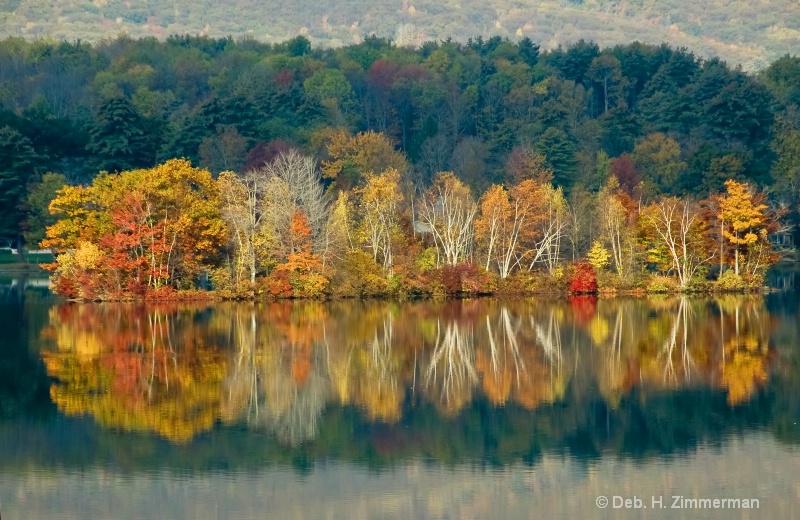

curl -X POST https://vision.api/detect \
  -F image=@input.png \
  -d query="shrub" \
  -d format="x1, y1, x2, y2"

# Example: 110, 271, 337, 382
646, 274, 679, 294
261, 270, 293, 297
716, 270, 746, 292
568, 261, 598, 294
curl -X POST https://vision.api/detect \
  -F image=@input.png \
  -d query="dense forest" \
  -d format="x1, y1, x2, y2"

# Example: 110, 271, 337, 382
1, 0, 799, 70
1, 35, 800, 298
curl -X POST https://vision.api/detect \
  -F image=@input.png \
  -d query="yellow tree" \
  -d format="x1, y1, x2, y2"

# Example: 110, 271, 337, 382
321, 130, 409, 190
354, 168, 404, 272
45, 159, 226, 297
475, 184, 511, 275
217, 170, 273, 285
718, 180, 767, 276
43, 181, 115, 253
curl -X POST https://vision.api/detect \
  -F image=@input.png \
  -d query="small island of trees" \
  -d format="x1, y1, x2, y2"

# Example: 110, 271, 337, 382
0, 35, 797, 300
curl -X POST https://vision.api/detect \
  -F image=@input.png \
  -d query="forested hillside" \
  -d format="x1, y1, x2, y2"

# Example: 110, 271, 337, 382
1, 35, 800, 298
1, 0, 799, 70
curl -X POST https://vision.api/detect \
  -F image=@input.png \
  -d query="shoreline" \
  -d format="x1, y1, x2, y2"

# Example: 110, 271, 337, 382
47, 285, 780, 303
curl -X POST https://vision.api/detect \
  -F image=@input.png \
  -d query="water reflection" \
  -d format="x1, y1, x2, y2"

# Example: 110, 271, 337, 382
38, 296, 777, 447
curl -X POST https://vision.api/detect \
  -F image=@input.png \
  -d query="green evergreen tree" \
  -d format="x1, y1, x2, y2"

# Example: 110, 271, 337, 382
87, 97, 151, 173
0, 126, 40, 245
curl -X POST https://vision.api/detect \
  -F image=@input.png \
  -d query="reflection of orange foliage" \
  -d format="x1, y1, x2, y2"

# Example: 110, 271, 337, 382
42, 303, 226, 443
513, 349, 565, 410
292, 353, 311, 385
40, 296, 780, 446
475, 349, 512, 406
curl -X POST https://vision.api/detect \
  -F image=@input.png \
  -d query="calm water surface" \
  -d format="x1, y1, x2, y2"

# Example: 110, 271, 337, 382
1, 276, 799, 519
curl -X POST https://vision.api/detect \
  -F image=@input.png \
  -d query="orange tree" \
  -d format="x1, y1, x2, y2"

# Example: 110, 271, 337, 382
44, 159, 226, 299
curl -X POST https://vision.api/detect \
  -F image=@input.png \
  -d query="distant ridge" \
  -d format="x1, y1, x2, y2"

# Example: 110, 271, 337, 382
1, 0, 799, 70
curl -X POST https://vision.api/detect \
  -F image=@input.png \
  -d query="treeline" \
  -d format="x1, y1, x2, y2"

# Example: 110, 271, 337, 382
0, 35, 799, 297
42, 152, 778, 299
2, 0, 799, 69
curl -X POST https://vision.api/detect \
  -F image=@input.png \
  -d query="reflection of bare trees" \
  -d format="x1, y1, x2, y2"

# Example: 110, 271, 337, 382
363, 314, 402, 421
220, 307, 330, 446
655, 298, 697, 385
587, 296, 774, 406
478, 305, 566, 409
221, 310, 261, 423
485, 308, 525, 396
327, 312, 405, 423
43, 296, 777, 446
425, 319, 477, 414
261, 348, 329, 446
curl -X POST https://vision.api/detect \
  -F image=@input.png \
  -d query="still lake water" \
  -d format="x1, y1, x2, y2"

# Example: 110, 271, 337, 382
1, 276, 799, 519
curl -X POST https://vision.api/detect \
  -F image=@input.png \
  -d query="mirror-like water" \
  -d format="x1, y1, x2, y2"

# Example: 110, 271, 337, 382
1, 277, 799, 519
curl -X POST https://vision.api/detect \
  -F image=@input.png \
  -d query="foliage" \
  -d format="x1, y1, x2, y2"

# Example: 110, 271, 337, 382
645, 274, 680, 294
0, 33, 791, 298
587, 241, 610, 271
567, 261, 598, 294
45, 160, 226, 299
22, 295, 781, 457
715, 269, 747, 292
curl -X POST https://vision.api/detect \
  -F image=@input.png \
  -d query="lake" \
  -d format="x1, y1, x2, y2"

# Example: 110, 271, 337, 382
1, 276, 799, 519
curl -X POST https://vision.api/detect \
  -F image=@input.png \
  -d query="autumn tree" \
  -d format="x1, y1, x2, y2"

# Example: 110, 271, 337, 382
258, 150, 331, 264
596, 176, 638, 280
718, 180, 769, 277
321, 130, 409, 190
530, 183, 569, 274
354, 168, 404, 272
641, 197, 715, 289
417, 172, 477, 266
217, 169, 273, 285
476, 182, 538, 278
45, 159, 226, 298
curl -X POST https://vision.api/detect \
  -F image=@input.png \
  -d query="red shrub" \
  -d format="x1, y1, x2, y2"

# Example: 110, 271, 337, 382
439, 263, 488, 295
568, 261, 598, 294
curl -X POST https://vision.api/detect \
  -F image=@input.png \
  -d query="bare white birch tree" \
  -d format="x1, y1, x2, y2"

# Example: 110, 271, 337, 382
417, 171, 477, 266
643, 197, 715, 289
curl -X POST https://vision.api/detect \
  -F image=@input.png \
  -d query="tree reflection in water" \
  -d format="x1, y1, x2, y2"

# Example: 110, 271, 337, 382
424, 318, 477, 414
39, 296, 778, 446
